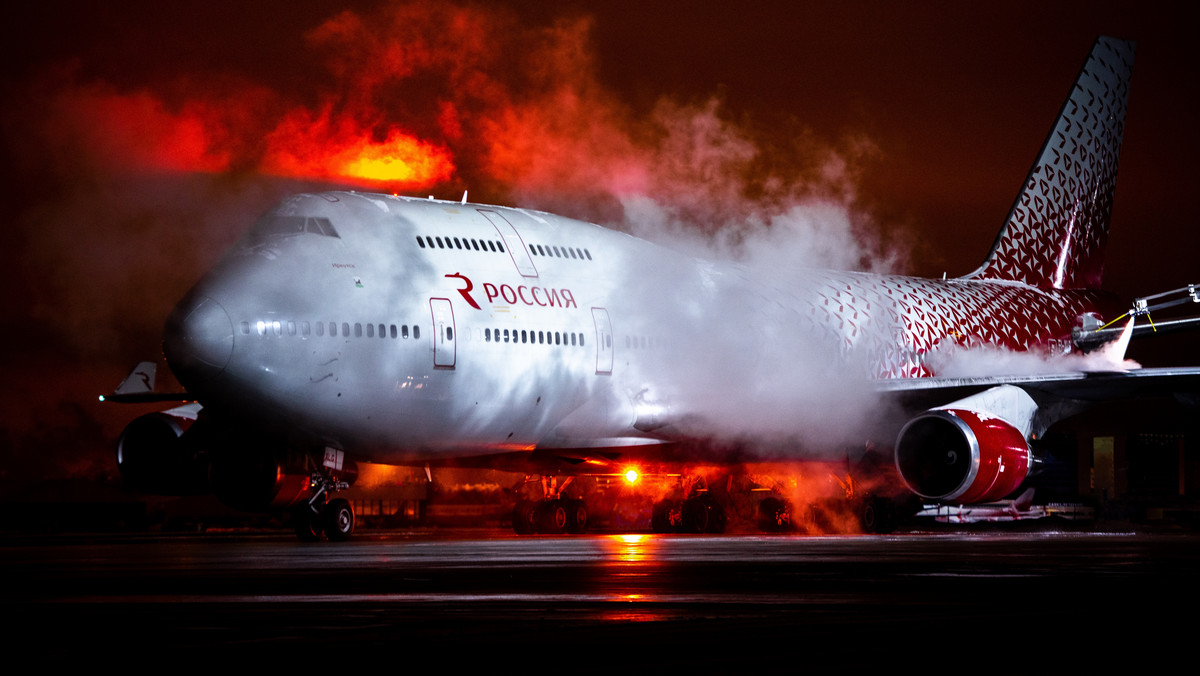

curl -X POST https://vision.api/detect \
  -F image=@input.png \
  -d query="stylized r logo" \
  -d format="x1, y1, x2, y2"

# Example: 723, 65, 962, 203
445, 272, 481, 310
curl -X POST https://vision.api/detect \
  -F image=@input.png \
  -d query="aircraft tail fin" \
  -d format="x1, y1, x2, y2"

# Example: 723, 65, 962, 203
968, 37, 1135, 290
101, 361, 191, 403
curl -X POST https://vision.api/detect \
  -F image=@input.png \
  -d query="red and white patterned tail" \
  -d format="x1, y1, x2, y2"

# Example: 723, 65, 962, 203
969, 37, 1135, 290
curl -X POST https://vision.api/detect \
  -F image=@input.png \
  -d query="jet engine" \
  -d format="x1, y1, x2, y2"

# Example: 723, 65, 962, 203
894, 385, 1037, 503
207, 442, 317, 513
118, 414, 354, 513
116, 412, 209, 496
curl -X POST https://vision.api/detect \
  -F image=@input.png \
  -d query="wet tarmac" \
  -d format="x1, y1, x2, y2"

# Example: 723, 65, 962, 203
6, 528, 1197, 669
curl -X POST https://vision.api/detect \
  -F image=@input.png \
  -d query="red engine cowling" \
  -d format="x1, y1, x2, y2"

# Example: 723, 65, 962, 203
894, 409, 1031, 503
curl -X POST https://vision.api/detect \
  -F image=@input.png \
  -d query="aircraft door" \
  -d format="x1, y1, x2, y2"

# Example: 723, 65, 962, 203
430, 298, 456, 368
478, 210, 539, 278
592, 307, 613, 375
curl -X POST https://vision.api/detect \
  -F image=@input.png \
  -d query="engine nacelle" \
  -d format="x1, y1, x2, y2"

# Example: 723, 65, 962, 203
208, 443, 315, 513
895, 408, 1031, 503
119, 414, 357, 513
116, 412, 209, 495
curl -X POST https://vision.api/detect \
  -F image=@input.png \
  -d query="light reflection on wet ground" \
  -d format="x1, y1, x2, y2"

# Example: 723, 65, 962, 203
5, 530, 1198, 665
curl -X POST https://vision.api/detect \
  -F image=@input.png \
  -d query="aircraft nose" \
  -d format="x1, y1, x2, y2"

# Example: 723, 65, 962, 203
163, 293, 234, 385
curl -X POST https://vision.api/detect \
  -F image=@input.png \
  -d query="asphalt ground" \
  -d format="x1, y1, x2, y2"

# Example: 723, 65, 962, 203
6, 528, 1196, 671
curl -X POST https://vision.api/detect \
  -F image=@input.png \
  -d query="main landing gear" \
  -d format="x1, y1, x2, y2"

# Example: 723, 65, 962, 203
511, 476, 588, 535
651, 475, 727, 534
293, 469, 354, 542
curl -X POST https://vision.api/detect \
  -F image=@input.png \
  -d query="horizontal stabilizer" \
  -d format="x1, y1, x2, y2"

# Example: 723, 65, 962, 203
101, 361, 192, 403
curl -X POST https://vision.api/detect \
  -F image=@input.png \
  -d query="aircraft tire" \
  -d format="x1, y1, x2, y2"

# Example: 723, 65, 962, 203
651, 499, 680, 533
324, 498, 355, 541
707, 499, 727, 534
860, 497, 895, 534
682, 498, 710, 533
757, 497, 790, 532
566, 499, 588, 534
536, 500, 568, 534
293, 505, 323, 542
512, 502, 536, 535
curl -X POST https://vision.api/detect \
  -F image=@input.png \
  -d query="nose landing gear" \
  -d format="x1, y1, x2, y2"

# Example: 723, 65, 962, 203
292, 469, 354, 542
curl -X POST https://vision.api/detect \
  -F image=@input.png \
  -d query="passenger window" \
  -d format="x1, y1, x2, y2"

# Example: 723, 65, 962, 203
446, 327, 454, 340
355, 323, 362, 338
402, 325, 409, 339
390, 324, 397, 338
367, 323, 374, 338
301, 322, 310, 336
316, 322, 324, 337
240, 321, 250, 335
342, 322, 350, 337
413, 326, 420, 339
288, 321, 296, 336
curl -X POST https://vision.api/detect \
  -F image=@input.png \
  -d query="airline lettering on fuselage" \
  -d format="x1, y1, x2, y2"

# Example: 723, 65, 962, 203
484, 282, 577, 309
445, 272, 577, 310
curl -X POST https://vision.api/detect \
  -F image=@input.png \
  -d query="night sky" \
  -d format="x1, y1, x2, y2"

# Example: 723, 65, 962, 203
1, 1, 1196, 482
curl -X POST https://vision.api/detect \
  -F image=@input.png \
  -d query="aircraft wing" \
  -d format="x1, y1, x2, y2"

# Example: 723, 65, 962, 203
876, 366, 1200, 407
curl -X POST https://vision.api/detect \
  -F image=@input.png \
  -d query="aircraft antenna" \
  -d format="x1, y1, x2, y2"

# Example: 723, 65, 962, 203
461, 190, 468, 204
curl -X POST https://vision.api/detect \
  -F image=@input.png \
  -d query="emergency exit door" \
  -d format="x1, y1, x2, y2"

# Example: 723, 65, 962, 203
430, 298, 456, 368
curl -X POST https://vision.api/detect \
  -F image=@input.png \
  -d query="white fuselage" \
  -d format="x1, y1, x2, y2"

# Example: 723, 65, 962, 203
165, 191, 1111, 463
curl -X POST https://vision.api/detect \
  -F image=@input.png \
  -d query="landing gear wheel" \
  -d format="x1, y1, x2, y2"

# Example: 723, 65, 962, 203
682, 497, 710, 533
652, 499, 681, 533
707, 499, 727, 534
757, 497, 791, 532
294, 505, 323, 542
860, 497, 895, 534
566, 499, 589, 534
536, 500, 568, 534
512, 502, 537, 535
324, 498, 355, 541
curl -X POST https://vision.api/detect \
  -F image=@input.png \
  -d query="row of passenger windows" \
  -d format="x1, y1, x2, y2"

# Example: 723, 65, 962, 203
240, 320, 646, 352
416, 235, 506, 253
242, 320, 421, 340
625, 335, 663, 349
414, 234, 595, 262
484, 328, 586, 346
528, 243, 593, 260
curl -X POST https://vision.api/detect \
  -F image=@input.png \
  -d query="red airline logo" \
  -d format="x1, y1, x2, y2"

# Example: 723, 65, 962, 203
446, 273, 577, 310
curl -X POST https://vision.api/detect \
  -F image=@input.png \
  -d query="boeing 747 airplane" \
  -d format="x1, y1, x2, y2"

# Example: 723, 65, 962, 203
110, 37, 1199, 538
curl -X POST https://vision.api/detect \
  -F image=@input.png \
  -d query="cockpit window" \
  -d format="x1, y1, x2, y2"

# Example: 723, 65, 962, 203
251, 215, 340, 242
